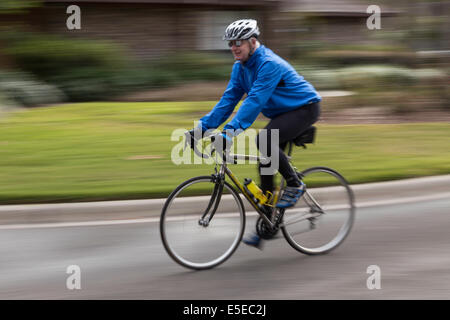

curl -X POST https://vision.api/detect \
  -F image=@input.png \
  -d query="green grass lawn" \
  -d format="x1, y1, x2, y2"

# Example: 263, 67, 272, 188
0, 102, 449, 204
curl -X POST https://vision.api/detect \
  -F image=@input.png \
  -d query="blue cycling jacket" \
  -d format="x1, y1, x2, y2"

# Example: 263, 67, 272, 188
199, 45, 321, 135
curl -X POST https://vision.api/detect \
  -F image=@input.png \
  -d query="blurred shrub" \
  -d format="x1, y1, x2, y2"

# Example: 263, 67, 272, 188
115, 52, 232, 94
2, 31, 233, 102
0, 70, 65, 107
3, 31, 129, 77
156, 52, 231, 81
298, 68, 341, 90
338, 65, 416, 89
2, 31, 134, 101
338, 65, 446, 90
292, 43, 417, 67
297, 65, 447, 91
308, 50, 417, 67
0, 91, 18, 116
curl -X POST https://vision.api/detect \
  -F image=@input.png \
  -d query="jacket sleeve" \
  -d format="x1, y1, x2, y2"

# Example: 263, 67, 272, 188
199, 63, 245, 130
224, 61, 282, 134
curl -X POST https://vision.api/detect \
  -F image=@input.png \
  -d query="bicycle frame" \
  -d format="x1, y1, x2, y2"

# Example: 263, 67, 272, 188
193, 134, 325, 230
197, 154, 278, 228
203, 145, 292, 229
225, 163, 277, 227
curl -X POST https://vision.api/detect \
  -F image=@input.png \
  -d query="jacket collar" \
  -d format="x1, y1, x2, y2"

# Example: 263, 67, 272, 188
242, 45, 264, 68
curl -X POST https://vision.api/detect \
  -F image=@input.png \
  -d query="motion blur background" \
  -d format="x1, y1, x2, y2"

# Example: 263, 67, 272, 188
1, 1, 450, 301
1, 0, 448, 105
0, 0, 449, 204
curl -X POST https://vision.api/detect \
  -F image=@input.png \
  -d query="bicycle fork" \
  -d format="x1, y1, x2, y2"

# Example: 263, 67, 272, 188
198, 173, 224, 227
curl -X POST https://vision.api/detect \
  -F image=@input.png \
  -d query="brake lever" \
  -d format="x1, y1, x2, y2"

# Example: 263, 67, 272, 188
186, 131, 211, 159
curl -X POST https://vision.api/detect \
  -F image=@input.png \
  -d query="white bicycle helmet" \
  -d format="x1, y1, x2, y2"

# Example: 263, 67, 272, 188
223, 19, 260, 41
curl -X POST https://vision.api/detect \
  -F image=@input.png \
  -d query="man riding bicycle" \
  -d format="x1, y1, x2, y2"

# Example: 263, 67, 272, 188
187, 19, 321, 248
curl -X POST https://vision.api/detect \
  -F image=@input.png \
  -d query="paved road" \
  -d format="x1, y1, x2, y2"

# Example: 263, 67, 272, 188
0, 196, 449, 299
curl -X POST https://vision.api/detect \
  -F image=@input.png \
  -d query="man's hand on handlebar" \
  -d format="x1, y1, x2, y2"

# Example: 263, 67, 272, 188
185, 128, 233, 157
211, 132, 233, 153
186, 127, 203, 150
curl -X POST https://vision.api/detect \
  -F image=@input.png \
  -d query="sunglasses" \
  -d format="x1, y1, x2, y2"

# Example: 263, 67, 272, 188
228, 40, 244, 48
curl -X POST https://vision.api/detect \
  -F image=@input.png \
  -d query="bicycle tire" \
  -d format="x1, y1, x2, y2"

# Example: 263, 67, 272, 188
281, 166, 355, 255
160, 176, 246, 270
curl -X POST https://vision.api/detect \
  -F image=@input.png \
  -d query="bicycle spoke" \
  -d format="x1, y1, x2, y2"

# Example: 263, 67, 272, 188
302, 190, 324, 213
281, 211, 322, 227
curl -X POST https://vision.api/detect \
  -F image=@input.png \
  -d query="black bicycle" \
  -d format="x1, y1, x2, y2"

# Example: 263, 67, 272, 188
160, 126, 355, 270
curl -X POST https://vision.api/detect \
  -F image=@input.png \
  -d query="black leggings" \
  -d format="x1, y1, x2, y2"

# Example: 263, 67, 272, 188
256, 102, 320, 193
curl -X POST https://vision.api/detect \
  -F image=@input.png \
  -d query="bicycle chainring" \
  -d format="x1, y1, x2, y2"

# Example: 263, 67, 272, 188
256, 216, 279, 240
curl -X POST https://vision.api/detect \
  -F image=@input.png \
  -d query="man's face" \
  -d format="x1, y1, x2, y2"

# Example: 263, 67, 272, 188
229, 39, 252, 63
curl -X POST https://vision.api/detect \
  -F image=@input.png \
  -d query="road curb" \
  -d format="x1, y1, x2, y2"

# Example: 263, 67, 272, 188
0, 175, 449, 225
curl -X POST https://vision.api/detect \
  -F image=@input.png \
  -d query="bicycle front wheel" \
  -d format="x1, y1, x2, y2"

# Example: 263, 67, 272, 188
281, 167, 355, 255
160, 176, 245, 270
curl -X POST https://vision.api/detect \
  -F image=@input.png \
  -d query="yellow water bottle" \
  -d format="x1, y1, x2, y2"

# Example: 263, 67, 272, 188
244, 178, 268, 205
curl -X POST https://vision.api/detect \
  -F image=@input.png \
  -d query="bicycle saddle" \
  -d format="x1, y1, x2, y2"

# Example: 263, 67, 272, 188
292, 126, 316, 147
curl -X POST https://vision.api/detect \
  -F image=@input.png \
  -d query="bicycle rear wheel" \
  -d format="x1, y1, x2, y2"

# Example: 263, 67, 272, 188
160, 176, 245, 270
281, 167, 355, 255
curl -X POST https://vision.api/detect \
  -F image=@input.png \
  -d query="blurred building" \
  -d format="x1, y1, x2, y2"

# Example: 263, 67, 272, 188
21, 0, 279, 59
280, 0, 400, 43
3, 0, 447, 60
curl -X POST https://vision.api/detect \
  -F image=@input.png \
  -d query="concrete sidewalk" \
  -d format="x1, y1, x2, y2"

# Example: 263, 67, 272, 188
0, 175, 449, 225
